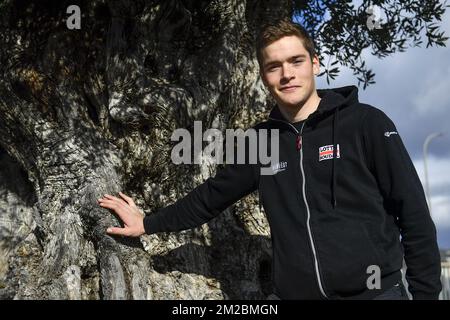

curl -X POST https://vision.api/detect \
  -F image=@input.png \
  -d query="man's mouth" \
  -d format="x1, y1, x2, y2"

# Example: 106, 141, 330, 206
279, 86, 300, 92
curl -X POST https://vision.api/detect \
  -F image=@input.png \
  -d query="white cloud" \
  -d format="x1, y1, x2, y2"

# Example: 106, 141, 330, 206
433, 195, 450, 249
318, 6, 450, 118
413, 156, 450, 247
432, 195, 450, 228
414, 156, 450, 193
411, 54, 450, 115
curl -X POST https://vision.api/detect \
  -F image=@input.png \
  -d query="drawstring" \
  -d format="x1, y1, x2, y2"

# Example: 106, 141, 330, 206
332, 107, 340, 208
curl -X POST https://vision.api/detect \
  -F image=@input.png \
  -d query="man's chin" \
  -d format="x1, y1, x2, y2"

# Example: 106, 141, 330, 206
278, 99, 305, 109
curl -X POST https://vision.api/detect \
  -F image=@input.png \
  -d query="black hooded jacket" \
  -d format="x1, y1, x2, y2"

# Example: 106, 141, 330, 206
144, 86, 442, 300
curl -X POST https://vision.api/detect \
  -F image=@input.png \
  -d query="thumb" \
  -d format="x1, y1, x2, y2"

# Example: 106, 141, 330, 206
106, 226, 129, 236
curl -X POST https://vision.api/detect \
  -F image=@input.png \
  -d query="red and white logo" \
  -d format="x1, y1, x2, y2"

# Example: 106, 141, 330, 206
319, 144, 340, 162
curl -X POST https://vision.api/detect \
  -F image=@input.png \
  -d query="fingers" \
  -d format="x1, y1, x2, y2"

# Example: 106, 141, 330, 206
98, 197, 128, 221
98, 194, 127, 210
106, 226, 129, 236
98, 193, 138, 226
98, 198, 121, 210
99, 193, 142, 238
103, 194, 127, 206
119, 192, 136, 207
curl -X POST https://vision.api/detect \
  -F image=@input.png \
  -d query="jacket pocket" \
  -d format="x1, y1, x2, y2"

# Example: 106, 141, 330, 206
315, 219, 383, 295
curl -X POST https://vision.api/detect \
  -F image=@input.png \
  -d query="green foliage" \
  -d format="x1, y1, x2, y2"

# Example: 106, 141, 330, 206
293, 0, 449, 88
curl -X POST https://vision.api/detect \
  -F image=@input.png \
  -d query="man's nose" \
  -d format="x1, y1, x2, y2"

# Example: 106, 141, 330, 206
281, 64, 295, 81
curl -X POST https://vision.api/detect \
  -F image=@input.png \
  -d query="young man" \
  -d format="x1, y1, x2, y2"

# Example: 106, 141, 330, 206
98, 20, 442, 300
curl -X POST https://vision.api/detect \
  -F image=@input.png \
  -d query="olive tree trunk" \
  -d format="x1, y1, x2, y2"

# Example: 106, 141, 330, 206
0, 0, 291, 299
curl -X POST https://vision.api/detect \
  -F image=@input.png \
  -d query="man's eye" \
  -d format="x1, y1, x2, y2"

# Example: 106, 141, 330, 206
294, 60, 304, 64
267, 66, 279, 72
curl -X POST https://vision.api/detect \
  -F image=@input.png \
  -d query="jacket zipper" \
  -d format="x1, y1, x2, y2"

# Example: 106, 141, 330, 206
268, 117, 329, 299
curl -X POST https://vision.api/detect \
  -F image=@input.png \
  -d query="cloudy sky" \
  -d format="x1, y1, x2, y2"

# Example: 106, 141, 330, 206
316, 5, 450, 249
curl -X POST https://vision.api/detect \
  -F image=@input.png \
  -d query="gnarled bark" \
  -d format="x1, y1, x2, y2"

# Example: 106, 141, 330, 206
0, 0, 289, 299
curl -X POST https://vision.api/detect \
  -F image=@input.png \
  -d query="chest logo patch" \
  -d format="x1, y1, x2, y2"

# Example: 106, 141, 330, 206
271, 161, 288, 174
319, 144, 340, 162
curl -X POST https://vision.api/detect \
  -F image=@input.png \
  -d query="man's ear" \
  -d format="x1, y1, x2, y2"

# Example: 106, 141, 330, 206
312, 54, 320, 76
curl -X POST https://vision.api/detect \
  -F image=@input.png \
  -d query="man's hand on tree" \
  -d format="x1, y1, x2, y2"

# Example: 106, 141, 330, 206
98, 192, 145, 237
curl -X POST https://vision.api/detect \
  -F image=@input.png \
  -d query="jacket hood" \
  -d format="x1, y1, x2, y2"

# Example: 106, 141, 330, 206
268, 85, 359, 122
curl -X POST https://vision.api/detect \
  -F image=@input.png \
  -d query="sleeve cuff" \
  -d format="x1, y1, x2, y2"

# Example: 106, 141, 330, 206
143, 212, 163, 235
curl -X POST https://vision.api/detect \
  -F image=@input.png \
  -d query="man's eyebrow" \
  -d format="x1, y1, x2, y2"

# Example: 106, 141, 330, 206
289, 54, 307, 60
263, 60, 277, 67
264, 54, 308, 67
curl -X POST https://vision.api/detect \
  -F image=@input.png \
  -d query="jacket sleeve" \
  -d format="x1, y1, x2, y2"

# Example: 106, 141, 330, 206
143, 139, 260, 235
361, 107, 442, 300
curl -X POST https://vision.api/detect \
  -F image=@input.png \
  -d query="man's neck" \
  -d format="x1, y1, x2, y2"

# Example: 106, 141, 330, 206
278, 91, 321, 123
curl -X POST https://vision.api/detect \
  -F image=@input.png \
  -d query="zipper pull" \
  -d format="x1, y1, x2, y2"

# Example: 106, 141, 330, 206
296, 135, 302, 151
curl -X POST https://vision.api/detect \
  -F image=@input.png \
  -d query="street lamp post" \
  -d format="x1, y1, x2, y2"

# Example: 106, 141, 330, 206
423, 132, 444, 215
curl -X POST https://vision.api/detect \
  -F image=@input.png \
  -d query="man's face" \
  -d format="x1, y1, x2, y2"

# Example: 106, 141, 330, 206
260, 35, 320, 110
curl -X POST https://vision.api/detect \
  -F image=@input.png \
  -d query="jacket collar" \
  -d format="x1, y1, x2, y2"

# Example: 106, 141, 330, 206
267, 85, 358, 123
